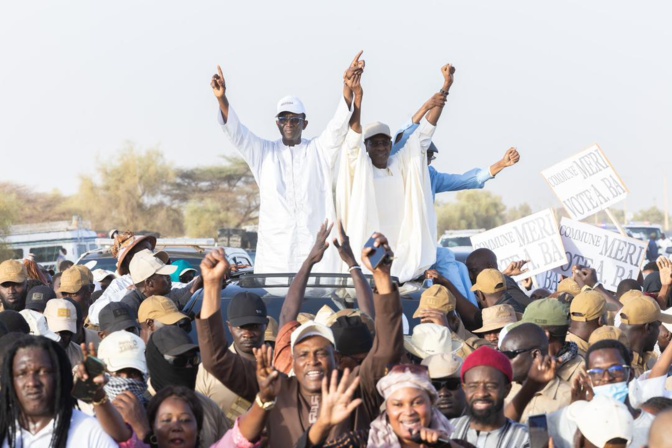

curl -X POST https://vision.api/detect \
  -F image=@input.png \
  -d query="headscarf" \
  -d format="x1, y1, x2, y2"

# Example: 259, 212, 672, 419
145, 337, 198, 392
368, 365, 455, 447
105, 376, 149, 407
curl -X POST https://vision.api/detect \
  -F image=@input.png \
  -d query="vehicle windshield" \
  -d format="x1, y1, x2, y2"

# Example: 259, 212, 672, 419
441, 236, 472, 248
626, 227, 662, 240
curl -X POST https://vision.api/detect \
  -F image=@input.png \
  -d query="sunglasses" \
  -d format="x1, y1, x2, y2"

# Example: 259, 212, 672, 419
163, 353, 200, 368
432, 378, 461, 391
586, 365, 630, 383
277, 116, 304, 126
500, 347, 536, 359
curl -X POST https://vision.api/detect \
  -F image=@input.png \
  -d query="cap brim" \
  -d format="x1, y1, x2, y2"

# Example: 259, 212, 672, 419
291, 325, 335, 350
471, 322, 508, 334
659, 312, 672, 324
229, 316, 269, 328
157, 264, 178, 276
48, 320, 77, 334
155, 311, 189, 326
164, 342, 199, 357
105, 357, 148, 376
403, 337, 428, 359
0, 274, 27, 284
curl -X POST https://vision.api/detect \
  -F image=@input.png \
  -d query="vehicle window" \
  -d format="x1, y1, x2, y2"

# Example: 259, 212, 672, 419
441, 236, 472, 248
11, 248, 23, 259
627, 227, 662, 240
88, 243, 98, 251
30, 246, 62, 264
76, 244, 88, 256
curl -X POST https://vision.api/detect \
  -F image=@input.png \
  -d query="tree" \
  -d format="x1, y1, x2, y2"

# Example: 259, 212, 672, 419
0, 192, 19, 262
69, 143, 184, 236
505, 203, 533, 223
170, 156, 259, 238
436, 190, 507, 231
633, 206, 666, 225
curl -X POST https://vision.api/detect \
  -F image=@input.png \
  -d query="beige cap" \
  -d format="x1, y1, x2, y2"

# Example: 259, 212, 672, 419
619, 289, 644, 305
59, 266, 87, 294
413, 285, 456, 318
43, 299, 77, 333
471, 269, 506, 294
129, 249, 177, 284
0, 260, 27, 284
363, 122, 392, 140
73, 265, 93, 284
297, 312, 315, 324
619, 296, 672, 325
588, 325, 629, 347
138, 295, 188, 325
557, 278, 581, 296
403, 323, 454, 359
290, 321, 335, 350
570, 290, 606, 322
472, 304, 518, 334
422, 352, 463, 379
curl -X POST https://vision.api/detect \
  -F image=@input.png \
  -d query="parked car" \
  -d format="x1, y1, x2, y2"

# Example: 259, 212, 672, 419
438, 229, 485, 263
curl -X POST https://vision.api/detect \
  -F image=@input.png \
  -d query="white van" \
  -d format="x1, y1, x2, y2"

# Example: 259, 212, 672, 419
4, 218, 99, 270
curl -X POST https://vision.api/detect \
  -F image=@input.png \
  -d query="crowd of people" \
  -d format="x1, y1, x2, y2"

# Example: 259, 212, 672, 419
0, 53, 671, 448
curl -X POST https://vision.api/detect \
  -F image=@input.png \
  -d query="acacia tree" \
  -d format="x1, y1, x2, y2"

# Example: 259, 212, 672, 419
69, 144, 184, 236
436, 190, 507, 231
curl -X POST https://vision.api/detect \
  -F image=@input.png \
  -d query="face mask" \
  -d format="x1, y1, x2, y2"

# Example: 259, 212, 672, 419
104, 376, 149, 406
592, 381, 628, 403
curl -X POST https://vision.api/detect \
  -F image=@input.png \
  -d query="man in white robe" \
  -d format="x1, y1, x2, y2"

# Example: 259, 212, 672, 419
210, 54, 364, 274
337, 64, 455, 282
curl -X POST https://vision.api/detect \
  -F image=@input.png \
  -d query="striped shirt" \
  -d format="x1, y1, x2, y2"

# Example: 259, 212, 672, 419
450, 416, 530, 448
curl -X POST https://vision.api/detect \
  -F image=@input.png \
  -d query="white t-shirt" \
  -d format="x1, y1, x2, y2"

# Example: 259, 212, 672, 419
2, 409, 117, 448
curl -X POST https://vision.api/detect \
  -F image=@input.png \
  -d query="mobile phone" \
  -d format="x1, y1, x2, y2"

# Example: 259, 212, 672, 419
364, 236, 389, 270
72, 356, 107, 403
528, 414, 549, 448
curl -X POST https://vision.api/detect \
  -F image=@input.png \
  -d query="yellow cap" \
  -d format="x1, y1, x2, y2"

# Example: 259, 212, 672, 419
570, 291, 606, 322
471, 269, 506, 294
138, 295, 188, 325
619, 296, 672, 325
59, 267, 87, 294
413, 285, 456, 318
588, 325, 629, 347
0, 260, 27, 284
557, 278, 581, 297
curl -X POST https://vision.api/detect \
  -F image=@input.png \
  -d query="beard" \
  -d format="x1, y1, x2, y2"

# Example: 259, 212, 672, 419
466, 397, 504, 426
0, 294, 25, 312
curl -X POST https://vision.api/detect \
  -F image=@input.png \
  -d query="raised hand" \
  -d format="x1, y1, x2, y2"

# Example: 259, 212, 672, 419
255, 345, 280, 403
333, 221, 358, 268
571, 372, 594, 403
308, 220, 334, 266
657, 256, 672, 286
361, 232, 394, 276
344, 51, 365, 94
316, 369, 362, 430
572, 265, 598, 289
501, 147, 520, 167
417, 309, 449, 327
527, 355, 557, 386
503, 260, 529, 277
441, 63, 456, 91
113, 391, 151, 438
211, 65, 226, 99
201, 247, 231, 286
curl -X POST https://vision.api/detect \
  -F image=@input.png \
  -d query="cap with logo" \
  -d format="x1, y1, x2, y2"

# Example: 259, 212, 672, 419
152, 325, 199, 356
567, 395, 633, 447
363, 122, 392, 141
619, 296, 672, 325
471, 269, 506, 294
43, 299, 77, 334
472, 304, 518, 334
99, 302, 140, 334
413, 285, 456, 318
19, 309, 60, 342
588, 325, 629, 347
404, 323, 455, 359
570, 290, 606, 322
0, 260, 27, 284
129, 249, 177, 285
422, 352, 463, 379
98, 330, 148, 375
25, 285, 57, 313
138, 295, 188, 326
227, 292, 268, 328
290, 321, 335, 351
522, 298, 570, 326
59, 267, 87, 294
276, 95, 306, 116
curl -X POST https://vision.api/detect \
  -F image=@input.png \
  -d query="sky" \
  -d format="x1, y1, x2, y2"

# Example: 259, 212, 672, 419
1, 1, 671, 220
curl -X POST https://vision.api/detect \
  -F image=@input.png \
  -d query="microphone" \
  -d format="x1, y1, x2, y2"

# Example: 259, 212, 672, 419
410, 432, 452, 446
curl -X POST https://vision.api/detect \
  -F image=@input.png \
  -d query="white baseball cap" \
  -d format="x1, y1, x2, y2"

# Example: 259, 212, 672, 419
403, 323, 454, 359
276, 95, 306, 116
363, 122, 392, 141
290, 321, 335, 351
92, 269, 116, 283
98, 330, 148, 376
567, 395, 633, 447
129, 249, 177, 284
43, 299, 77, 334
19, 309, 60, 342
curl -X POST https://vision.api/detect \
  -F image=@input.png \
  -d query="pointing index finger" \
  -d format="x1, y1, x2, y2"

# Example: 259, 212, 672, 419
351, 50, 363, 66
217, 65, 224, 81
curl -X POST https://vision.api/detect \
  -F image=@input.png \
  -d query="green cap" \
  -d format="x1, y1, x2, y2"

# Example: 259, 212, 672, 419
521, 299, 569, 326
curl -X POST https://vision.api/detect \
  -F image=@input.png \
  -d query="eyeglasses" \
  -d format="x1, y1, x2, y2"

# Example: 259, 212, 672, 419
163, 353, 200, 368
586, 365, 630, 383
277, 116, 304, 126
501, 347, 536, 359
432, 378, 461, 391
365, 139, 392, 149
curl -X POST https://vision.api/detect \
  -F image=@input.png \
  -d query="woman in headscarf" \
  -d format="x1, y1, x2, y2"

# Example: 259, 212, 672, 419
296, 364, 463, 448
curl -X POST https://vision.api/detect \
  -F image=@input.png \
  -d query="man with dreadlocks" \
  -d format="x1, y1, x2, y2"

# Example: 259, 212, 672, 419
0, 335, 116, 447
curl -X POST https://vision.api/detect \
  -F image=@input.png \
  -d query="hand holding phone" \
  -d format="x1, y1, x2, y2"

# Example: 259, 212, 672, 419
363, 233, 393, 270
528, 414, 549, 448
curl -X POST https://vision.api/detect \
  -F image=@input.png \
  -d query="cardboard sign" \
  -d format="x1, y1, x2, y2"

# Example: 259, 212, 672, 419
534, 270, 561, 292
555, 218, 647, 290
470, 209, 567, 281
541, 144, 628, 220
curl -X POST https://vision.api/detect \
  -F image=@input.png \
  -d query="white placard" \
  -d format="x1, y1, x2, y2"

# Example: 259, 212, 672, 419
470, 209, 567, 281
541, 144, 628, 221
555, 217, 647, 290
535, 270, 561, 292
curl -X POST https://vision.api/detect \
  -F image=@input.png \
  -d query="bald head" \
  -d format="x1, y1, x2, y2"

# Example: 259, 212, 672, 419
466, 248, 498, 284
501, 323, 549, 353
648, 408, 672, 448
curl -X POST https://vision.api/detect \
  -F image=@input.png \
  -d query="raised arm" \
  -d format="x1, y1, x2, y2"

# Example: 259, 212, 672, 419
489, 147, 521, 177
280, 221, 333, 327
211, 65, 230, 123
425, 64, 454, 126
333, 221, 375, 319
347, 68, 363, 134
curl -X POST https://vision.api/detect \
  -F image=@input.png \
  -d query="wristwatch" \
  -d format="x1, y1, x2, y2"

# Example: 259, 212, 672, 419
255, 394, 276, 411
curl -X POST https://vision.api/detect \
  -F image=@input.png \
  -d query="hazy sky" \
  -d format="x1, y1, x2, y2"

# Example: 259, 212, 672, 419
2, 1, 671, 219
